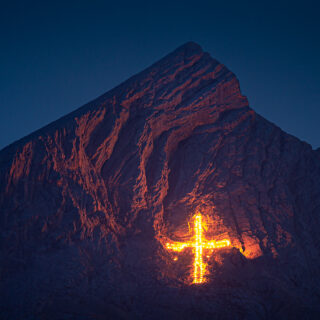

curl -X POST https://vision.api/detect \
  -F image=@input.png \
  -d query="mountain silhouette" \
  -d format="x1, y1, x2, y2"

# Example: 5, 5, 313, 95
1, 42, 320, 319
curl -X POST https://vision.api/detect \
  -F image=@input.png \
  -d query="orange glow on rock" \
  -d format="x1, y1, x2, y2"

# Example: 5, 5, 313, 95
165, 212, 231, 284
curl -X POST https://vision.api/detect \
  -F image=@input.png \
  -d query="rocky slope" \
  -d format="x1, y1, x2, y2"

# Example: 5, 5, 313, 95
1, 42, 320, 319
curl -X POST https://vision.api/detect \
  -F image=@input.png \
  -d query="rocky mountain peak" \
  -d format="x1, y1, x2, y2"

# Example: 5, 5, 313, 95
1, 42, 320, 319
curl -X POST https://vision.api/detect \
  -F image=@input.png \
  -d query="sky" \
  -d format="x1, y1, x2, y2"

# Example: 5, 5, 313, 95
0, 0, 319, 150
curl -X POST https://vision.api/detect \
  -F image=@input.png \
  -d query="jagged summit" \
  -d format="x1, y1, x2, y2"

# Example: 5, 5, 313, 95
157, 41, 204, 58
174, 41, 203, 52
1, 43, 320, 319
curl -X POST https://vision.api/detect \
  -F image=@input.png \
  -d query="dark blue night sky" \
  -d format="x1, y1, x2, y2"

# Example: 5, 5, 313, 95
1, 0, 319, 149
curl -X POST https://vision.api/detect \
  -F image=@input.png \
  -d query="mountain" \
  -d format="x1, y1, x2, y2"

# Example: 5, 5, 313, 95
1, 42, 320, 319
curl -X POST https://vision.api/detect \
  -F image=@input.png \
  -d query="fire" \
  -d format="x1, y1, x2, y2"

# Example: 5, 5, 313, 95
165, 212, 231, 284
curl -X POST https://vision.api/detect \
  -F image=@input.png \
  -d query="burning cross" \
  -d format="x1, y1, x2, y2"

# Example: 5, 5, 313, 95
165, 212, 231, 284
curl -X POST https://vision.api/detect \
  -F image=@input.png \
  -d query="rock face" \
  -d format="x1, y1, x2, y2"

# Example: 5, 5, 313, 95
1, 42, 320, 319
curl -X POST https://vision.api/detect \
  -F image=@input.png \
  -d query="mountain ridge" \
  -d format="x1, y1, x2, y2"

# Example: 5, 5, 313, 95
0, 42, 205, 153
1, 41, 315, 154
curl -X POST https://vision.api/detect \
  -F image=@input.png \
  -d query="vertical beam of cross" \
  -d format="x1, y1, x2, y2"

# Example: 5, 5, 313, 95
194, 214, 203, 283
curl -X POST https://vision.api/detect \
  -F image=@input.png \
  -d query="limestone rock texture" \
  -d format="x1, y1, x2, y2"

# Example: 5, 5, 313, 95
1, 42, 320, 319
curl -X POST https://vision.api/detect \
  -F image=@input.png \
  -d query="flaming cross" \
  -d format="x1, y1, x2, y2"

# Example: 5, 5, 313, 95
165, 213, 231, 284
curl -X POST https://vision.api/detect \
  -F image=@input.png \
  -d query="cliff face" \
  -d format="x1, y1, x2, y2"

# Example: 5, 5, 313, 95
1, 42, 320, 319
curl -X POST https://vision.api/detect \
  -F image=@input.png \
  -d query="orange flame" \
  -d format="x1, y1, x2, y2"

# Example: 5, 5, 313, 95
165, 212, 231, 284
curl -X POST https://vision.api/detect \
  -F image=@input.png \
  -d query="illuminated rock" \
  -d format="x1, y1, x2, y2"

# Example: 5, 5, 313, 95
1, 42, 320, 319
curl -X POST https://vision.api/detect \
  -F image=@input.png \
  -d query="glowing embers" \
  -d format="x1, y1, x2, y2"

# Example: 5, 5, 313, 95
165, 213, 231, 284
